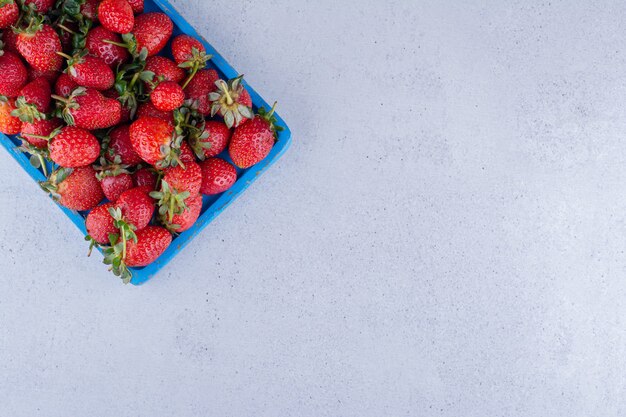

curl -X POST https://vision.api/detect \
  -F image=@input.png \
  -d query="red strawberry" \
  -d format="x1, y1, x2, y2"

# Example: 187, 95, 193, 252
65, 53, 115, 91
81, 0, 100, 21
189, 120, 232, 160
132, 167, 157, 189
0, 98, 21, 134
184, 68, 219, 115
40, 166, 103, 211
1, 29, 18, 53
16, 23, 63, 72
129, 116, 183, 167
116, 186, 155, 230
151, 161, 202, 221
12, 77, 51, 122
21, 118, 61, 148
0, 1, 18, 29
163, 161, 202, 195
49, 126, 101, 168
209, 76, 253, 128
28, 67, 59, 84
105, 124, 142, 165
54, 73, 78, 97
86, 26, 130, 68
229, 105, 280, 168
136, 101, 173, 124
0, 51, 27, 97
127, 0, 142, 14
98, 0, 134, 34
163, 193, 202, 233
56, 87, 122, 130
23, 0, 54, 13
131, 12, 172, 57
144, 56, 185, 85
100, 173, 134, 202
179, 140, 196, 165
199, 158, 237, 195
171, 35, 204, 64
86, 202, 117, 245
101, 88, 131, 123
125, 226, 171, 266
150, 81, 184, 111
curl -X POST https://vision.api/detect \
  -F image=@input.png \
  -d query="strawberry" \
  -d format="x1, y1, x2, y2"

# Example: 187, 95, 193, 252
15, 21, 63, 73
131, 12, 172, 57
0, 50, 27, 97
1, 29, 18, 53
23, 0, 54, 13
0, 0, 18, 29
127, 0, 142, 14
49, 126, 101, 167
63, 53, 115, 91
199, 158, 237, 195
21, 118, 61, 148
0, 97, 21, 134
54, 73, 78, 97
40, 166, 103, 211
229, 104, 281, 168
184, 68, 219, 115
171, 35, 211, 89
56, 87, 122, 130
136, 101, 173, 124
189, 120, 232, 160
116, 186, 154, 230
81, 0, 100, 21
28, 67, 59, 84
150, 161, 201, 221
100, 173, 133, 202
98, 0, 134, 34
132, 167, 156, 189
162, 193, 202, 233
85, 202, 117, 245
179, 140, 196, 165
102, 88, 132, 123
150, 81, 184, 111
129, 116, 183, 168
103, 225, 171, 282
144, 56, 185, 85
12, 77, 51, 122
105, 124, 142, 165
209, 75, 253, 128
86, 26, 130, 68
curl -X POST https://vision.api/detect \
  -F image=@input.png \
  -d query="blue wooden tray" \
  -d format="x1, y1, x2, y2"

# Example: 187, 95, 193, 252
0, 0, 292, 285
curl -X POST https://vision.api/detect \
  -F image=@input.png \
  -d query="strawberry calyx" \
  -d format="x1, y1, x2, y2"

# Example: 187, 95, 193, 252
101, 206, 139, 284
18, 139, 51, 176
11, 95, 47, 123
39, 166, 72, 200
149, 179, 190, 222
52, 86, 85, 125
13, 12, 44, 36
208, 75, 254, 128
104, 33, 147, 59
114, 57, 153, 118
179, 47, 212, 89
93, 155, 131, 180
257, 101, 283, 140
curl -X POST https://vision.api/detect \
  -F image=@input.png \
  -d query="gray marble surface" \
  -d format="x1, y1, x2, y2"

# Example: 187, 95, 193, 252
1, 1, 625, 416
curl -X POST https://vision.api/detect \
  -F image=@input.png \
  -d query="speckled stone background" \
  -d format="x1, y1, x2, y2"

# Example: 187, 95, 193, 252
1, 1, 625, 416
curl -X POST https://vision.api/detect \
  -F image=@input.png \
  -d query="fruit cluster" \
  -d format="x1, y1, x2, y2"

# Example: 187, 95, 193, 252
0, 0, 281, 283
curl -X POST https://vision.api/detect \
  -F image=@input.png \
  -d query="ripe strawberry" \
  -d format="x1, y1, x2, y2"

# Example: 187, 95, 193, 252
49, 126, 101, 168
28, 67, 59, 84
184, 68, 219, 115
199, 158, 237, 195
12, 77, 51, 122
0, 50, 27, 97
131, 12, 172, 57
0, 97, 21, 134
0, 0, 18, 29
86, 202, 117, 245
171, 35, 211, 89
124, 225, 171, 266
86, 26, 130, 68
101, 88, 131, 123
209, 75, 253, 128
129, 116, 183, 168
162, 193, 202, 233
40, 166, 103, 211
56, 87, 122, 130
81, 0, 100, 21
144, 56, 185, 85
127, 0, 142, 14
151, 161, 201, 221
98, 0, 134, 34
132, 167, 156, 189
105, 124, 142, 165
136, 101, 173, 124
21, 118, 61, 148
189, 120, 232, 160
150, 81, 184, 111
64, 53, 115, 91
54, 73, 78, 97
15, 22, 63, 72
1, 29, 18, 53
100, 173, 133, 202
229, 104, 281, 168
179, 140, 196, 165
23, 0, 54, 13
116, 186, 155, 230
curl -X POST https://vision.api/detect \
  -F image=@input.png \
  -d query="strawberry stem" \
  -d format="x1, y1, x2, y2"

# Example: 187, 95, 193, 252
221, 80, 234, 105
39, 155, 48, 177
181, 64, 199, 90
102, 39, 127, 48
57, 24, 76, 34
56, 51, 72, 60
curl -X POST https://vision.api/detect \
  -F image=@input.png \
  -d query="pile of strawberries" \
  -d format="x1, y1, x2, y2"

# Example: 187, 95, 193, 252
0, 0, 281, 283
